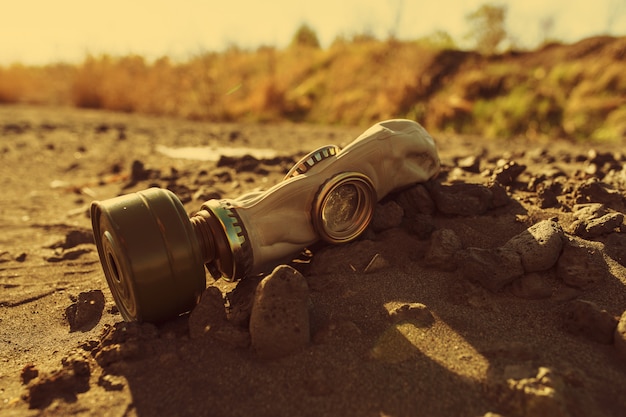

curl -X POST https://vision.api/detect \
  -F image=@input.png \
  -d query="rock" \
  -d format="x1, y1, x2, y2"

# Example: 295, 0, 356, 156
556, 240, 606, 290
570, 203, 623, 238
423, 228, 462, 271
93, 322, 157, 367
49, 228, 94, 249
249, 265, 310, 359
394, 183, 436, 216
24, 351, 91, 409
488, 181, 510, 208
505, 367, 569, 417
388, 303, 434, 327
45, 247, 92, 262
369, 201, 404, 232
538, 186, 559, 208
404, 214, 436, 240
578, 212, 624, 238
511, 272, 553, 299
492, 160, 526, 186
217, 154, 260, 172
129, 159, 158, 183
459, 247, 524, 292
189, 286, 251, 349
21, 364, 39, 385
456, 155, 481, 173
98, 374, 125, 391
574, 179, 624, 206
225, 276, 263, 327
61, 351, 91, 377
572, 203, 607, 221
210, 325, 251, 349
615, 311, 626, 361
430, 182, 493, 216
188, 286, 227, 340
502, 220, 564, 273
65, 290, 105, 332
193, 187, 221, 202
563, 299, 617, 344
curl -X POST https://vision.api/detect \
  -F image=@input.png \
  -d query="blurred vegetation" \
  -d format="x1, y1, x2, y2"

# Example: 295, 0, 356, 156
464, 3, 509, 54
0, 22, 625, 142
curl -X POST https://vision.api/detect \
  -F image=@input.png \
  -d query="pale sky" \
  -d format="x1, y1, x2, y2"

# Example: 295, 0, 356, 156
2, 0, 625, 65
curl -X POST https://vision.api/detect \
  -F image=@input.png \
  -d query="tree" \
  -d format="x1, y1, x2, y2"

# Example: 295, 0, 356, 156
291, 23, 321, 49
465, 3, 508, 54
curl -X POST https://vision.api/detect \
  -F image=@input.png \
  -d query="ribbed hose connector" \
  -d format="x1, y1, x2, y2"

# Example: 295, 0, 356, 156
190, 210, 217, 264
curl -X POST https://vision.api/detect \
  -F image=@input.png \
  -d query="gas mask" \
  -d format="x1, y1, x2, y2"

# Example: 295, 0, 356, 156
91, 119, 440, 322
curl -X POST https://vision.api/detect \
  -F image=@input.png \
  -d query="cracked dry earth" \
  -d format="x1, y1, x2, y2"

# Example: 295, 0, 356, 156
1, 105, 626, 417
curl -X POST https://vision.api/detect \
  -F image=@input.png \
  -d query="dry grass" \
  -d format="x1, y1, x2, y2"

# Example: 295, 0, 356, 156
1, 36, 625, 141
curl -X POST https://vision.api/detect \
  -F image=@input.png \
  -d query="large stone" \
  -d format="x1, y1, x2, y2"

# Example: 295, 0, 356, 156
249, 265, 310, 359
459, 247, 524, 292
503, 220, 564, 273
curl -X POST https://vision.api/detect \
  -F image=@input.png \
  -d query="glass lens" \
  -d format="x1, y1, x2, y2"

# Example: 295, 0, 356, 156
322, 184, 359, 232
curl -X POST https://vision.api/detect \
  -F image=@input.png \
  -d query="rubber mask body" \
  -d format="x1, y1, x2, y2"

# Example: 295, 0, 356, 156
219, 119, 440, 277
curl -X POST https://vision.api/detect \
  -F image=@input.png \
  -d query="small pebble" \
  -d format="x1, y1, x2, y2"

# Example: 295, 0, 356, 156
456, 155, 481, 173
574, 179, 623, 206
388, 303, 434, 327
98, 374, 125, 391
188, 286, 227, 340
492, 160, 526, 185
423, 228, 462, 271
431, 182, 493, 216
487, 181, 510, 208
502, 220, 564, 273
506, 367, 568, 417
65, 290, 105, 332
459, 247, 524, 292
21, 364, 39, 385
556, 240, 606, 290
249, 265, 310, 359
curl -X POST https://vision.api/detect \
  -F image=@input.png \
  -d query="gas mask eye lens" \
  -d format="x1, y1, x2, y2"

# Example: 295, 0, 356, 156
322, 184, 359, 232
314, 172, 376, 244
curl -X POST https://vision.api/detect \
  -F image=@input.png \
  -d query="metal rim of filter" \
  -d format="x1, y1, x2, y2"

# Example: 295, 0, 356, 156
91, 188, 206, 323
312, 172, 376, 244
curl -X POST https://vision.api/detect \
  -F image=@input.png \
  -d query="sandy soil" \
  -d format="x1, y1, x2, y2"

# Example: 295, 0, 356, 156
1, 105, 625, 417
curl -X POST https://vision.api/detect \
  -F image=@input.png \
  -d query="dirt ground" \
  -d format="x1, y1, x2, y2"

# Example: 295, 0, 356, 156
1, 105, 625, 417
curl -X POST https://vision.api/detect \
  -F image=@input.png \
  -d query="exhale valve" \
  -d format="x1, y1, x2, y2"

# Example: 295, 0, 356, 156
91, 119, 441, 323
